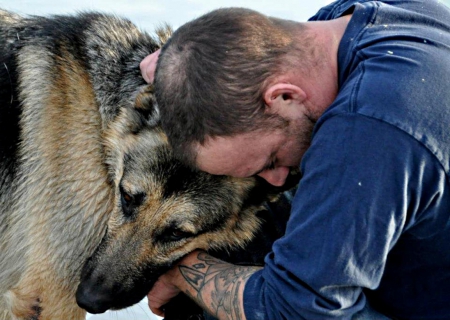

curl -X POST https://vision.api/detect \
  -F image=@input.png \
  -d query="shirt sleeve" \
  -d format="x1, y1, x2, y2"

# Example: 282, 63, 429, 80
243, 113, 446, 319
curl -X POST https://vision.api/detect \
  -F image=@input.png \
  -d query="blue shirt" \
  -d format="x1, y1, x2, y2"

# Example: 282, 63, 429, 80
244, 1, 450, 319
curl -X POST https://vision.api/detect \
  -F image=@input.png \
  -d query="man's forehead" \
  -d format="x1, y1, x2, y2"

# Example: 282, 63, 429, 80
195, 136, 249, 174
195, 137, 237, 165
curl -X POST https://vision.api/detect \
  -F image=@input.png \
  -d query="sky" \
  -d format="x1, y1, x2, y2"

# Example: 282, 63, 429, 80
3, 0, 449, 36
1, 0, 332, 34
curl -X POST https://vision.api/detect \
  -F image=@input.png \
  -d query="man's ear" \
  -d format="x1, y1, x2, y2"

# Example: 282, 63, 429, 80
263, 83, 307, 117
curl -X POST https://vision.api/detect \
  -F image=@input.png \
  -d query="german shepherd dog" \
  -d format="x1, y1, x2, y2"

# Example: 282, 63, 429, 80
0, 9, 298, 320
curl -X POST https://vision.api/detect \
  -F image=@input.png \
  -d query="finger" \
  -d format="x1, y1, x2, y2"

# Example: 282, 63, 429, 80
140, 49, 161, 83
147, 276, 179, 317
147, 291, 166, 317
149, 304, 164, 317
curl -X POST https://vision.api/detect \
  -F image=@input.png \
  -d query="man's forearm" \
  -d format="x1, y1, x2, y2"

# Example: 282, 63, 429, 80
173, 250, 262, 320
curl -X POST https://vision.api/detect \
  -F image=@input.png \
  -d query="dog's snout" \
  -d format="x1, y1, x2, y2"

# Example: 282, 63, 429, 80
76, 276, 113, 314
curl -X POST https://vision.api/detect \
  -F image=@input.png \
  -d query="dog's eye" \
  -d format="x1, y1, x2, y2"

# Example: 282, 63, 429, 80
167, 229, 193, 242
120, 186, 145, 218
122, 192, 133, 204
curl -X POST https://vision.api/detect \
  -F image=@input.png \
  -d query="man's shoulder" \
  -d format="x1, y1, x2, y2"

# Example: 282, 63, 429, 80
327, 0, 450, 176
309, 0, 448, 21
309, 0, 371, 21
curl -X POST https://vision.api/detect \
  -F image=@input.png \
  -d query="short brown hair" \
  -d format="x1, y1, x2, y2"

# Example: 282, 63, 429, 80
154, 7, 307, 166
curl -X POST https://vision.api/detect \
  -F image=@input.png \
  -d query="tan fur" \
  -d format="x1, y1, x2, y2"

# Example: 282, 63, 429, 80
2, 39, 113, 320
0, 10, 164, 319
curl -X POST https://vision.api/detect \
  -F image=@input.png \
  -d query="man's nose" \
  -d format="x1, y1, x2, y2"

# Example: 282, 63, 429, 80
257, 167, 289, 186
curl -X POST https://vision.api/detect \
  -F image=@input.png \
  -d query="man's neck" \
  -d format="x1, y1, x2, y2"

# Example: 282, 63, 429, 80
293, 14, 353, 120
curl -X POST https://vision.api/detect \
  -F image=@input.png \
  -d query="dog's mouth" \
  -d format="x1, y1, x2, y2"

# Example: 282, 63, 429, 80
76, 276, 158, 314
76, 261, 172, 314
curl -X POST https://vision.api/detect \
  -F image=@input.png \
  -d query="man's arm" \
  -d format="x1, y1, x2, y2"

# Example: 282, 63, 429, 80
148, 250, 261, 320
142, 51, 259, 320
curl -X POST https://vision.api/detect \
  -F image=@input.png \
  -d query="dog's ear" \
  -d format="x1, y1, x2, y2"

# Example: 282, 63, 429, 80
155, 23, 173, 47
134, 84, 160, 127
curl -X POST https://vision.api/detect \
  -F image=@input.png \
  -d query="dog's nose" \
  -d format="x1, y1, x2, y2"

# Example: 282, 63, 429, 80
76, 280, 112, 314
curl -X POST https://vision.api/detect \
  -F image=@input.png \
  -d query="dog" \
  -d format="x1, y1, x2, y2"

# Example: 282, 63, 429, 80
0, 9, 298, 320
75, 119, 298, 318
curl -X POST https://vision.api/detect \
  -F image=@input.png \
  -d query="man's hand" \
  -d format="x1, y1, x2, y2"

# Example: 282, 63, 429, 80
147, 268, 181, 317
140, 49, 161, 83
148, 250, 260, 320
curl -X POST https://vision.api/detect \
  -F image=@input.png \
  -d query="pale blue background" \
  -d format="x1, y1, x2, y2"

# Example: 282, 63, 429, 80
1, 0, 334, 32
1, 0, 448, 319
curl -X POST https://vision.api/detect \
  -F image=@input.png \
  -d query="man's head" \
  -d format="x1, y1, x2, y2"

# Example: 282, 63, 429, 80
153, 7, 347, 186
154, 8, 312, 161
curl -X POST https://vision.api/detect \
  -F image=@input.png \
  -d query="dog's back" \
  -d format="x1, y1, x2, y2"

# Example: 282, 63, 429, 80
0, 10, 149, 217
0, 10, 159, 319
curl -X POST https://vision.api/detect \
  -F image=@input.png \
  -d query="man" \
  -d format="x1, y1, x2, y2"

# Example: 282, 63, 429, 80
141, 0, 450, 319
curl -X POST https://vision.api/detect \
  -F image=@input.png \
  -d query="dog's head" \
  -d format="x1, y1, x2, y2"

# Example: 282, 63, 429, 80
76, 86, 299, 313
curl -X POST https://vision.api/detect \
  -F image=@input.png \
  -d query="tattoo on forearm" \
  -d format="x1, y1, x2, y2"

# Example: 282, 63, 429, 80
179, 252, 259, 320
